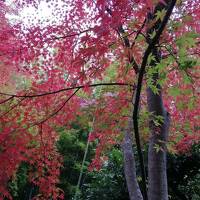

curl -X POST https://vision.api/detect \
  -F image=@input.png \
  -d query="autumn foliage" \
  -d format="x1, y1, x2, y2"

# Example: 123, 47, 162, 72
0, 0, 199, 199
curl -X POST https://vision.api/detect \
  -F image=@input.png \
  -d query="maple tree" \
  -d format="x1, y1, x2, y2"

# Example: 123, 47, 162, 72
0, 0, 200, 200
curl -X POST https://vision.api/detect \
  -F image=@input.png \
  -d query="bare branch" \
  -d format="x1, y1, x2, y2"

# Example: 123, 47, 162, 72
0, 82, 133, 98
34, 88, 80, 125
105, 7, 139, 73
0, 96, 14, 104
131, 18, 147, 49
0, 97, 26, 118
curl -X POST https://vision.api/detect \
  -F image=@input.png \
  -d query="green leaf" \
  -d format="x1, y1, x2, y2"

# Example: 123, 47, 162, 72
155, 9, 166, 21
179, 59, 197, 70
182, 72, 192, 84
176, 31, 198, 48
150, 85, 159, 95
149, 30, 156, 39
136, 34, 145, 42
147, 53, 156, 65
153, 115, 164, 126
154, 144, 163, 153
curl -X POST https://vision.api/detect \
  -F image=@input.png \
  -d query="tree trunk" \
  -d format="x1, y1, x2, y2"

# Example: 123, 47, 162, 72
121, 119, 143, 200
146, 27, 170, 200
121, 1, 175, 199
146, 1, 174, 199
147, 85, 170, 200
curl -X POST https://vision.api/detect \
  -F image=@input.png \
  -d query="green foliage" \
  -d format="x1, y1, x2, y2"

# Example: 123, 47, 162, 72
8, 122, 200, 200
147, 53, 156, 66
179, 59, 197, 71
168, 143, 200, 200
56, 124, 93, 200
155, 9, 166, 21
8, 163, 37, 200
176, 32, 198, 48
146, 66, 159, 94
146, 57, 169, 95
178, 172, 200, 200
80, 148, 129, 200
153, 115, 164, 126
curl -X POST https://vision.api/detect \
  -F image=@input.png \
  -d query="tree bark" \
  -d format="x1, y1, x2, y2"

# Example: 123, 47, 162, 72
146, 1, 175, 199
121, 119, 143, 200
147, 84, 170, 200
146, 17, 170, 200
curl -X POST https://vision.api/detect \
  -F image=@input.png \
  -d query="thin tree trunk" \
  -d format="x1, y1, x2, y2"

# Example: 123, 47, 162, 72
147, 85, 170, 200
121, 119, 143, 200
146, 1, 175, 199
146, 19, 170, 200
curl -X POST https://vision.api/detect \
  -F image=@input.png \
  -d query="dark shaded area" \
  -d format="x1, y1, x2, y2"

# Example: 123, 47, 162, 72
167, 143, 200, 200
7, 135, 200, 200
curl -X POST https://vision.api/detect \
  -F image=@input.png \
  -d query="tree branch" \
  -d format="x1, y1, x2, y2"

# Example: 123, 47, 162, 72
34, 88, 80, 125
0, 82, 133, 98
131, 19, 147, 49
0, 97, 26, 118
118, 25, 140, 73
0, 96, 14, 104
106, 7, 139, 73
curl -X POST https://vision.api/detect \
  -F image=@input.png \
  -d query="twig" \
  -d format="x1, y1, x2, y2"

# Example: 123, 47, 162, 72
34, 88, 80, 125
0, 96, 14, 104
